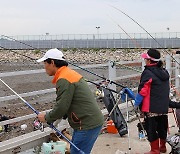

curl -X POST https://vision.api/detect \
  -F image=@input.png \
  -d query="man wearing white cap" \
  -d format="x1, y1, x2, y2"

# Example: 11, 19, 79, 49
37, 48, 104, 154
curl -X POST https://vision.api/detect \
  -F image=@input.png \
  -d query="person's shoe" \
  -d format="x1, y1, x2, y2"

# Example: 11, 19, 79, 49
144, 139, 160, 154
159, 139, 167, 153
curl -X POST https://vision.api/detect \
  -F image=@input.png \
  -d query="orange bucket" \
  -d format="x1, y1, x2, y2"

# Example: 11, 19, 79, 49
107, 120, 118, 134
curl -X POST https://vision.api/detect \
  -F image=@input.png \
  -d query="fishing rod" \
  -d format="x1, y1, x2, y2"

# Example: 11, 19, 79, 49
109, 14, 180, 130
0, 35, 126, 88
0, 41, 125, 91
109, 14, 180, 92
85, 79, 118, 94
107, 16, 144, 72
107, 14, 160, 139
109, 5, 180, 66
108, 15, 142, 50
108, 14, 180, 83
2, 35, 64, 50
69, 61, 126, 88
107, 13, 178, 75
0, 78, 85, 154
2, 35, 38, 50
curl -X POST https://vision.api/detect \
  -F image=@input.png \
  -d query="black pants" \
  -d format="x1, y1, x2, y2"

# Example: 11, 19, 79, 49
176, 109, 180, 128
145, 115, 168, 142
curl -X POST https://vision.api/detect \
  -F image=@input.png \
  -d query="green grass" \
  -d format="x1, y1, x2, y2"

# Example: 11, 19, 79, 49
34, 50, 41, 54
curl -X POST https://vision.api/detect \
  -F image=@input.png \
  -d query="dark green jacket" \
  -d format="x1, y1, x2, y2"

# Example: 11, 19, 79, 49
45, 66, 104, 130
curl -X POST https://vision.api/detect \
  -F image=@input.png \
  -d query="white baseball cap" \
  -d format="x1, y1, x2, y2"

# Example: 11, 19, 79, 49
37, 48, 65, 62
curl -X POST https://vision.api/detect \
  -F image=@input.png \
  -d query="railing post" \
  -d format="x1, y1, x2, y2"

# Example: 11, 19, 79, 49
175, 55, 180, 89
141, 59, 145, 72
165, 54, 171, 77
108, 60, 116, 92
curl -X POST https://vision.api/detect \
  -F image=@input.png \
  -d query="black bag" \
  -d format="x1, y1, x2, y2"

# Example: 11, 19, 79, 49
101, 87, 128, 137
167, 133, 180, 154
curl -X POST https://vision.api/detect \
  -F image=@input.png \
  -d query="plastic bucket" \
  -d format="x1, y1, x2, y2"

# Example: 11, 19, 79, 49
42, 141, 67, 154
107, 120, 118, 134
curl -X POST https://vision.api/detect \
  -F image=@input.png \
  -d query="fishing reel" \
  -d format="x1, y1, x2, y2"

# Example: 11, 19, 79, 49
33, 118, 44, 132
95, 80, 110, 97
95, 89, 104, 97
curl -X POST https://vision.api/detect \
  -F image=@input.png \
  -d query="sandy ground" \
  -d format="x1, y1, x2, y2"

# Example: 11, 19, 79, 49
92, 113, 178, 154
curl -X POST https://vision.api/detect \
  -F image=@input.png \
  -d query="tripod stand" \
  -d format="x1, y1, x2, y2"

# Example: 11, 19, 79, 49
106, 90, 147, 154
104, 91, 131, 154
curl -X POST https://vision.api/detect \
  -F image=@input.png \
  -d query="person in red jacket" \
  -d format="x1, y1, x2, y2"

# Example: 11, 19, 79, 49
135, 49, 170, 154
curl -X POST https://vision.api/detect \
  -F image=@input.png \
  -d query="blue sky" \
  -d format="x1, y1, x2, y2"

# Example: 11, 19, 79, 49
0, 0, 179, 35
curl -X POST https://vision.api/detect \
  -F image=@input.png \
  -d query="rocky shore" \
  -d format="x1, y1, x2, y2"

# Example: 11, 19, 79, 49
0, 48, 171, 64
0, 49, 145, 64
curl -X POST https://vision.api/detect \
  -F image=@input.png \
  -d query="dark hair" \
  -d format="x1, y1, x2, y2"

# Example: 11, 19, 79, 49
44, 58, 68, 68
147, 48, 161, 59
150, 59, 163, 67
148, 49, 163, 67
157, 60, 163, 67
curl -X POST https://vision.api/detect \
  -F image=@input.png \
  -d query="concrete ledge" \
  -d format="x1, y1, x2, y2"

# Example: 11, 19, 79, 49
0, 127, 52, 154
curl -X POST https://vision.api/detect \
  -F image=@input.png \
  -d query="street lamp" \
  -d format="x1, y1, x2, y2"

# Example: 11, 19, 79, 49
167, 27, 170, 38
45, 33, 50, 48
96, 26, 100, 39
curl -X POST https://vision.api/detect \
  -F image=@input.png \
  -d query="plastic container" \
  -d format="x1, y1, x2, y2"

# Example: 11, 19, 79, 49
139, 132, 146, 140
42, 141, 67, 154
107, 120, 118, 134
0, 126, 3, 132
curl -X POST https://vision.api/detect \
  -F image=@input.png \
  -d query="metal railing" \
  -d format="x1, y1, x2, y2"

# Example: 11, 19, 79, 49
0, 32, 180, 49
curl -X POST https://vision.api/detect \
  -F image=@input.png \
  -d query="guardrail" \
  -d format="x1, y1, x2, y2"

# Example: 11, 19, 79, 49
0, 61, 141, 102
1, 32, 180, 49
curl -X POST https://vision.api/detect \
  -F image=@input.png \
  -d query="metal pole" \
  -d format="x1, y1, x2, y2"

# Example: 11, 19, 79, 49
126, 94, 131, 154
175, 55, 180, 89
166, 54, 171, 77
108, 60, 117, 92
0, 79, 39, 114
141, 59, 145, 72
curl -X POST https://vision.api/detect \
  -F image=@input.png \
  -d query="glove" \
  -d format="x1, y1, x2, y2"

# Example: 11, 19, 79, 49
125, 88, 135, 100
120, 88, 135, 102
134, 93, 143, 107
